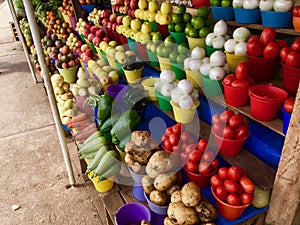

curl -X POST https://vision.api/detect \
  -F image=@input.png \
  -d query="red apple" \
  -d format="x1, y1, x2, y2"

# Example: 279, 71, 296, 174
109, 14, 117, 22
123, 5, 130, 14
92, 36, 101, 46
111, 23, 117, 31
124, 0, 130, 6
116, 16, 123, 25
87, 33, 95, 42
85, 48, 94, 58
103, 36, 111, 42
114, 4, 120, 13
90, 25, 99, 34
102, 18, 109, 27
77, 40, 84, 47
130, 0, 138, 9
116, 0, 124, 4
130, 9, 136, 18
95, 29, 105, 38
62, 62, 69, 69
83, 30, 90, 38
102, 10, 110, 18
80, 44, 88, 52
107, 21, 113, 29
85, 23, 92, 30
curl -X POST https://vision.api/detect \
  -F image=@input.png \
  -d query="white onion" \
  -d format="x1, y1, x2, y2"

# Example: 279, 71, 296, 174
243, 0, 259, 9
224, 34, 231, 41
205, 33, 215, 47
212, 36, 226, 49
273, 0, 294, 12
191, 89, 199, 100
233, 27, 251, 42
171, 87, 184, 104
210, 51, 226, 67
161, 83, 174, 96
259, 0, 274, 11
154, 79, 164, 91
200, 63, 211, 76
179, 95, 194, 108
178, 79, 194, 94
189, 58, 202, 71
234, 42, 248, 56
160, 69, 175, 83
213, 20, 228, 36
191, 47, 206, 59
209, 67, 225, 80
184, 57, 193, 69
224, 39, 237, 53
223, 63, 230, 74
201, 57, 210, 64
233, 0, 243, 8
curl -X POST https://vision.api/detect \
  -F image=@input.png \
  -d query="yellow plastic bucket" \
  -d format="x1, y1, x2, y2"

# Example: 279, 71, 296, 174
170, 100, 200, 124
225, 51, 248, 73
157, 56, 172, 71
186, 36, 205, 50
88, 171, 114, 193
57, 65, 79, 83
142, 77, 159, 101
185, 69, 203, 88
123, 66, 144, 83
84, 158, 93, 165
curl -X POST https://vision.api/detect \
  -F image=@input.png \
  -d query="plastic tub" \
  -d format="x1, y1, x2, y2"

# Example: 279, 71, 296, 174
234, 8, 261, 24
172, 63, 186, 80
107, 84, 127, 99
169, 31, 188, 45
115, 202, 151, 225
192, 0, 210, 8
155, 90, 172, 111
144, 192, 168, 215
123, 64, 144, 83
201, 75, 223, 97
142, 77, 159, 101
211, 6, 235, 21
157, 56, 172, 71
184, 166, 217, 189
212, 128, 249, 157
293, 16, 300, 32
248, 55, 279, 82
281, 106, 291, 135
281, 62, 300, 95
205, 45, 224, 57
248, 85, 288, 122
57, 65, 78, 84
185, 69, 202, 88
187, 36, 205, 50
150, 21, 158, 32
88, 172, 114, 193
211, 186, 250, 220
170, 100, 200, 124
127, 38, 139, 53
261, 10, 292, 28
128, 167, 147, 202
225, 51, 248, 73
222, 81, 249, 107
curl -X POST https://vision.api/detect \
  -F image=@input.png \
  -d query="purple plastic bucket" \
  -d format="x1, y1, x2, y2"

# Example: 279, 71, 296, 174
115, 202, 151, 225
107, 84, 127, 99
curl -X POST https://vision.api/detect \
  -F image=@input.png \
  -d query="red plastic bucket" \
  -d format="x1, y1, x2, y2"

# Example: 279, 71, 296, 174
248, 55, 279, 82
248, 85, 288, 121
281, 63, 300, 95
184, 166, 217, 189
192, 0, 210, 8
212, 129, 249, 157
222, 81, 249, 107
157, 24, 169, 38
136, 43, 149, 61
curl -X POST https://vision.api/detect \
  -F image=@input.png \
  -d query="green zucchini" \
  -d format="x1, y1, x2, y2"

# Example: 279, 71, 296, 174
78, 136, 107, 155
98, 163, 121, 181
100, 113, 121, 133
85, 145, 110, 174
92, 150, 119, 178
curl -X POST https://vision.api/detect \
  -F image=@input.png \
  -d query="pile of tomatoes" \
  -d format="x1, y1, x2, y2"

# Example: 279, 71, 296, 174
247, 27, 288, 59
212, 109, 249, 140
283, 97, 295, 114
223, 62, 255, 88
210, 166, 255, 206
280, 38, 300, 68
183, 139, 219, 175
161, 123, 195, 153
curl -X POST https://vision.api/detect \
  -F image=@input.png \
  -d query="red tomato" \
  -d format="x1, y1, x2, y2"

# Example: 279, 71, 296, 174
283, 97, 295, 113
189, 150, 202, 162
172, 145, 181, 153
280, 47, 292, 63
227, 193, 241, 206
235, 62, 249, 80
202, 150, 215, 162
196, 139, 208, 152
165, 127, 173, 137
247, 39, 263, 57
199, 161, 212, 174
228, 166, 241, 181
215, 186, 229, 202
223, 74, 236, 86
229, 114, 245, 128
260, 27, 276, 47
180, 131, 190, 143
161, 134, 168, 143
223, 126, 236, 140
212, 122, 225, 137
292, 6, 300, 17
239, 176, 255, 194
231, 79, 250, 88
212, 114, 221, 124
248, 35, 260, 43
211, 158, 219, 170
169, 133, 179, 146
218, 167, 229, 180
163, 139, 172, 151
220, 110, 235, 123
210, 174, 223, 188
247, 76, 255, 86
172, 123, 182, 134
292, 37, 300, 52
185, 144, 196, 154
235, 125, 249, 140
185, 160, 198, 173
181, 143, 188, 150
224, 179, 239, 193
240, 192, 254, 205
235, 165, 248, 177
263, 41, 280, 59
277, 39, 289, 49
285, 51, 300, 68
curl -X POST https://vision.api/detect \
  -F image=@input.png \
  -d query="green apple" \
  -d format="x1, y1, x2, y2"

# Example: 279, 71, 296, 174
109, 41, 118, 48
134, 31, 143, 42
99, 41, 109, 52
161, 46, 172, 57
221, 0, 232, 7
176, 54, 186, 64
164, 35, 176, 47
169, 49, 179, 63
139, 33, 152, 44
131, 19, 142, 31
183, 13, 192, 23
176, 4, 186, 14
161, 1, 173, 15
150, 42, 158, 53
141, 22, 152, 34
122, 16, 132, 27
155, 11, 161, 23
191, 16, 205, 29
146, 41, 153, 50
175, 23, 185, 33
116, 51, 127, 64
178, 43, 189, 54
115, 45, 125, 52
130, 30, 138, 40
152, 32, 163, 43
116, 24, 124, 34
148, 0, 159, 12
156, 43, 165, 56
125, 28, 133, 38
109, 70, 119, 83
147, 11, 156, 22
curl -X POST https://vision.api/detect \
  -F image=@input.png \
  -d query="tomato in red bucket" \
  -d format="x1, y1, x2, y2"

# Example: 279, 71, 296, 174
260, 27, 276, 47
293, 6, 300, 17
263, 41, 280, 59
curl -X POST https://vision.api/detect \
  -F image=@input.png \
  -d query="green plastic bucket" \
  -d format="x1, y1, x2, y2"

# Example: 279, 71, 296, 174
147, 50, 159, 66
205, 45, 224, 57
169, 31, 188, 45
150, 21, 158, 32
201, 74, 224, 97
57, 65, 79, 84
155, 90, 172, 111
172, 63, 186, 80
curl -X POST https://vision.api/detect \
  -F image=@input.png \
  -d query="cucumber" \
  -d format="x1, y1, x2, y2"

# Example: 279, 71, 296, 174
92, 150, 119, 178
85, 145, 110, 174
98, 162, 121, 181
78, 136, 107, 155
100, 113, 121, 133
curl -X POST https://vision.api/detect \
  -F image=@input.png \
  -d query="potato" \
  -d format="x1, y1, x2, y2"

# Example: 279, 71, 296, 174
167, 202, 199, 225
141, 219, 151, 225
170, 190, 182, 203
154, 173, 178, 192
181, 182, 201, 207
194, 198, 217, 223
147, 151, 178, 174
146, 165, 160, 179
149, 190, 168, 206
164, 217, 180, 225
166, 184, 181, 198
131, 130, 151, 146
131, 162, 144, 174
142, 175, 155, 195
124, 153, 135, 166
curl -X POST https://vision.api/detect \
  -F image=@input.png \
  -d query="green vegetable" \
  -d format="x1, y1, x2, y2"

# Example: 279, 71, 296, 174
118, 133, 132, 151
82, 131, 101, 146
78, 136, 107, 156
112, 135, 120, 145
92, 150, 120, 178
124, 87, 148, 111
98, 163, 121, 181
97, 94, 114, 126
110, 110, 141, 141
85, 146, 110, 174
79, 150, 98, 160
99, 113, 121, 133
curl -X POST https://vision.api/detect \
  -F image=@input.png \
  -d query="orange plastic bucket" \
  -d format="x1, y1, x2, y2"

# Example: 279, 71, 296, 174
222, 81, 249, 107
281, 63, 300, 95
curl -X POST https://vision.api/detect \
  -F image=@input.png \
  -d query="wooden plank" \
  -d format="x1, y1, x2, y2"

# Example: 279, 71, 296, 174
102, 191, 127, 224
265, 86, 300, 224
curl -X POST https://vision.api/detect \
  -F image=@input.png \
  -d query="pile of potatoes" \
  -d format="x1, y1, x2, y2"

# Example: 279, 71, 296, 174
124, 131, 160, 174
164, 182, 217, 225
142, 150, 184, 207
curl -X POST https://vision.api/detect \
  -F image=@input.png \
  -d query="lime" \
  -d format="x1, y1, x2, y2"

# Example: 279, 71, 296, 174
175, 23, 185, 33
172, 13, 183, 23
185, 23, 193, 35
176, 4, 186, 14
197, 6, 210, 19
168, 23, 176, 32
164, 35, 176, 47
183, 12, 192, 23
199, 27, 210, 38
178, 43, 189, 54
152, 32, 163, 43
191, 16, 205, 29
176, 54, 186, 64
169, 49, 179, 63
205, 18, 213, 27
162, 46, 172, 57
188, 27, 199, 38
210, 0, 221, 6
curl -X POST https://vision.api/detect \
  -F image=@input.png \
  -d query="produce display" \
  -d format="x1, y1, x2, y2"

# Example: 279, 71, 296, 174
205, 20, 229, 49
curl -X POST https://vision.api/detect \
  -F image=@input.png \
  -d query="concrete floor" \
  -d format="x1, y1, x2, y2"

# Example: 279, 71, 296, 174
0, 1, 104, 224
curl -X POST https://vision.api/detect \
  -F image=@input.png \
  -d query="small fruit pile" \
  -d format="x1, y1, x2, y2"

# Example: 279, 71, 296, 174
46, 11, 73, 39
212, 109, 249, 140
280, 37, 300, 68
155, 1, 173, 25
168, 4, 191, 33
210, 166, 255, 206
59, 0, 75, 17
55, 45, 80, 69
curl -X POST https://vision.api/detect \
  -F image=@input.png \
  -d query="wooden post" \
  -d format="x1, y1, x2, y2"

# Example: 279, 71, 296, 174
265, 84, 300, 225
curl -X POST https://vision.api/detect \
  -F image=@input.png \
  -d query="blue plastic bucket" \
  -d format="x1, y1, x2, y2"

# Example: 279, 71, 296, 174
211, 6, 235, 21
80, 4, 97, 15
281, 106, 291, 135
234, 8, 261, 24
261, 10, 292, 28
